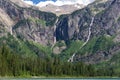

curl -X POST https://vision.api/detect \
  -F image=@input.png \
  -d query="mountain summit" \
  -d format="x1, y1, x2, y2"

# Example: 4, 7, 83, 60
21, 0, 95, 16
38, 3, 84, 16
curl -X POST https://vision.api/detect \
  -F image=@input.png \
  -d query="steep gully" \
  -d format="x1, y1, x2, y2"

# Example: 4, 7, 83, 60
68, 17, 95, 62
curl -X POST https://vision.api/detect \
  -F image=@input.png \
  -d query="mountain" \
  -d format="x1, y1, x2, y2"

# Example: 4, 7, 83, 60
33, 0, 95, 16
38, 3, 84, 16
1, 0, 120, 75
0, 0, 57, 58
56, 0, 120, 65
10, 0, 32, 7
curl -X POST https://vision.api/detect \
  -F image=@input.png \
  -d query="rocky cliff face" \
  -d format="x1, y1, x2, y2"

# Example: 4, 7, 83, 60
0, 0, 57, 46
56, 0, 119, 42
56, 0, 120, 63
1, 0, 120, 64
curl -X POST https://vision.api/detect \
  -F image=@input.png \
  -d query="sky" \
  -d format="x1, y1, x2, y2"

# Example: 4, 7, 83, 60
22, 0, 95, 7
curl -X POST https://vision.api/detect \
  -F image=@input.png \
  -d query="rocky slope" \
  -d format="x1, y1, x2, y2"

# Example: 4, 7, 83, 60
0, 0, 120, 66
0, 0, 57, 46
55, 0, 120, 64
0, 0, 57, 58
9, 0, 32, 7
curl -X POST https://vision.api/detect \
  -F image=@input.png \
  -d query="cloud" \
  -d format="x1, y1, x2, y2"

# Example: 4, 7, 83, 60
22, 0, 95, 7
21, 0, 34, 5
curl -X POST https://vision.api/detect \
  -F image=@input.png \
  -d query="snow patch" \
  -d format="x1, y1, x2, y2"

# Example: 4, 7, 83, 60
55, 9, 61, 12
21, 0, 34, 5
74, 4, 81, 8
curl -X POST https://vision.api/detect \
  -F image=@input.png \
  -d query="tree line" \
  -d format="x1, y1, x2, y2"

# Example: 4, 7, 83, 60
0, 45, 119, 77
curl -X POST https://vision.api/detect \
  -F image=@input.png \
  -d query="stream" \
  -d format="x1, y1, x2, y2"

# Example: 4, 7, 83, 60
68, 17, 95, 62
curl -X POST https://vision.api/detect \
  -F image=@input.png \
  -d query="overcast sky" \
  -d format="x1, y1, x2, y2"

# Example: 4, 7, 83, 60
22, 0, 95, 7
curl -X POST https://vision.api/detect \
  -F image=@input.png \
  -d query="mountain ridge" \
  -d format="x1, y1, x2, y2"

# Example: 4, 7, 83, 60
0, 0, 120, 69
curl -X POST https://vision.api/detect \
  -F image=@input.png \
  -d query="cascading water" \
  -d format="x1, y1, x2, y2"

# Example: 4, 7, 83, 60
68, 17, 94, 62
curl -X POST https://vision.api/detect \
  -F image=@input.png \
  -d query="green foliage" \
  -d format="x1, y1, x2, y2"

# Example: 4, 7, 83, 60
28, 17, 46, 26
21, 7, 57, 26
29, 41, 52, 59
105, 51, 120, 76
92, 35, 114, 53
94, 50, 120, 77
0, 34, 37, 58
78, 37, 98, 55
13, 18, 46, 30
42, 12, 57, 26
13, 13, 57, 29
0, 45, 119, 77
0, 34, 53, 59
78, 35, 115, 55
59, 40, 83, 61
34, 10, 57, 26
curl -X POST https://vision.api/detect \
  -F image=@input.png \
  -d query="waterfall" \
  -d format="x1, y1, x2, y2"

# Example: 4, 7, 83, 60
68, 17, 94, 62
52, 18, 58, 48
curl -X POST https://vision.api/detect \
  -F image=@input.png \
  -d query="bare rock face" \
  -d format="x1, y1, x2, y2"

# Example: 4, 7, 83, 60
55, 0, 120, 63
9, 0, 32, 8
74, 45, 120, 64
56, 0, 120, 42
13, 19, 53, 45
0, 8, 14, 37
52, 41, 66, 54
0, 0, 57, 46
